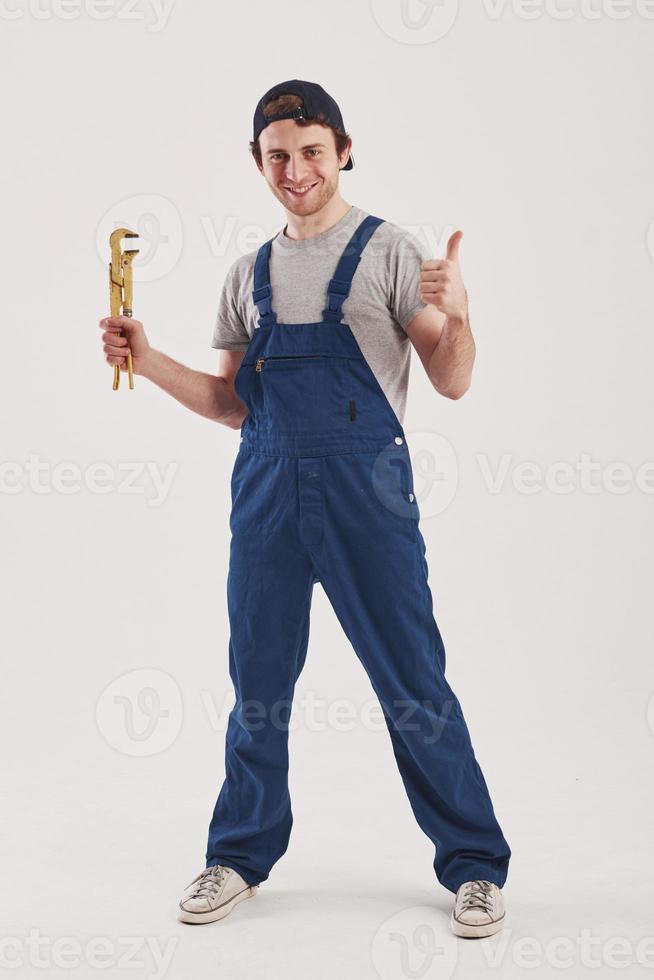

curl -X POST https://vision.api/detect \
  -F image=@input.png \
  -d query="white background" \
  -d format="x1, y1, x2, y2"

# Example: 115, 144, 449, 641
2, 1, 653, 978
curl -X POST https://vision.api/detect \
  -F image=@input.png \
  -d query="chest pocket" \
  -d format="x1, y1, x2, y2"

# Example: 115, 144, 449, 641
252, 354, 363, 436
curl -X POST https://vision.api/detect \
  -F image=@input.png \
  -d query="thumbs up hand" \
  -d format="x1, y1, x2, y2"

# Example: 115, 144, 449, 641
420, 230, 468, 321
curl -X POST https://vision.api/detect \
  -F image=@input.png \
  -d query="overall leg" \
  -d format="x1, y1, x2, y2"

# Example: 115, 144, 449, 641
206, 451, 315, 886
308, 451, 511, 894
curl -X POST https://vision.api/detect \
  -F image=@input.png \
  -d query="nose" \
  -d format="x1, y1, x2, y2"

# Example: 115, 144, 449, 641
283, 154, 311, 184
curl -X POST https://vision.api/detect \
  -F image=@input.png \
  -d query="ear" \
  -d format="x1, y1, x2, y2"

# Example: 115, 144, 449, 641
339, 139, 353, 170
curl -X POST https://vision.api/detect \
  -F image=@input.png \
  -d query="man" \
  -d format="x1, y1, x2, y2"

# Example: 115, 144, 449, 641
99, 79, 511, 939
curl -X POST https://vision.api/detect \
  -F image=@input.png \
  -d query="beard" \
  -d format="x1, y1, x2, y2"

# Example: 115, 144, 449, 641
270, 174, 339, 216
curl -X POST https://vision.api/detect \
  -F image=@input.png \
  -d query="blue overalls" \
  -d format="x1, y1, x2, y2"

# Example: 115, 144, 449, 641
206, 214, 511, 894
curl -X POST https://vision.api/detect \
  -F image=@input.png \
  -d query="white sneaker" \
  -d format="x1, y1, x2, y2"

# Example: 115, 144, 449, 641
450, 879, 505, 938
178, 865, 258, 924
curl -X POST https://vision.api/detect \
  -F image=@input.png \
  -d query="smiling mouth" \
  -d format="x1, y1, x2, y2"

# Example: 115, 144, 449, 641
283, 181, 319, 196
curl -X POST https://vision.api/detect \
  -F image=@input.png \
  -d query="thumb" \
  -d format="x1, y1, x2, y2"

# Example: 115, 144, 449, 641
446, 230, 463, 263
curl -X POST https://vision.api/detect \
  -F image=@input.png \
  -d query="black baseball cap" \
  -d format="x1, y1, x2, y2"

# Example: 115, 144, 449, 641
253, 79, 354, 171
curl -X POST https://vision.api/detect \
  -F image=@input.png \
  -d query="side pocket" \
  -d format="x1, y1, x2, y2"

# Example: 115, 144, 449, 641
392, 457, 419, 511
230, 450, 247, 504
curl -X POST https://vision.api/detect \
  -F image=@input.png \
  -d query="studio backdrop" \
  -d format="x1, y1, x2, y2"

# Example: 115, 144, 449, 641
1, 2, 653, 978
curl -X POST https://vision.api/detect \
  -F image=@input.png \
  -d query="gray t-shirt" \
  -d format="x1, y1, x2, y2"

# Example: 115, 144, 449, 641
211, 204, 431, 425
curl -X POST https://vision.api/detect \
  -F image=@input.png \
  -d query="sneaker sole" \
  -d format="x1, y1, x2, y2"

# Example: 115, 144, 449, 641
450, 910, 505, 939
178, 885, 257, 924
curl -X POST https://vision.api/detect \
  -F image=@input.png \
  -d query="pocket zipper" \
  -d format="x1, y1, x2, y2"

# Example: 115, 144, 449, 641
255, 354, 340, 372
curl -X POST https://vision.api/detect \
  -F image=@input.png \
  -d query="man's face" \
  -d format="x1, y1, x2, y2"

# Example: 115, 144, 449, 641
256, 119, 351, 216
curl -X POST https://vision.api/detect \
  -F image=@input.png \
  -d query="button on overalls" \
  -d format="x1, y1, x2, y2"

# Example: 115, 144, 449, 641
206, 215, 511, 894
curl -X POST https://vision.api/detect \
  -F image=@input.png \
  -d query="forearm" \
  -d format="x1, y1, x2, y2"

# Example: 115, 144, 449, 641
140, 349, 247, 427
427, 313, 476, 400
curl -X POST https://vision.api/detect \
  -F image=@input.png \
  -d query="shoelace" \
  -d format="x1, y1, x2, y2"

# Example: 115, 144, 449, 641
459, 879, 494, 912
188, 865, 229, 899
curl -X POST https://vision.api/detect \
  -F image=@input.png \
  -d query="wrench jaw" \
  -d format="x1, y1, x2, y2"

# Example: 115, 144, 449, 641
108, 229, 139, 390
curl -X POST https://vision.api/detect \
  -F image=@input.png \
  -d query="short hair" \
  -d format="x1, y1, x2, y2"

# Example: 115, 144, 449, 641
250, 93, 351, 168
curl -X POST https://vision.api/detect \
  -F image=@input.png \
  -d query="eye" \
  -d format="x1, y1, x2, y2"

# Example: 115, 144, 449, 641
306, 149, 320, 157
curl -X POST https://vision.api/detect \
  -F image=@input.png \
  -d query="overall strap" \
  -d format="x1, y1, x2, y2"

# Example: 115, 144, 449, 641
322, 214, 385, 323
252, 238, 277, 328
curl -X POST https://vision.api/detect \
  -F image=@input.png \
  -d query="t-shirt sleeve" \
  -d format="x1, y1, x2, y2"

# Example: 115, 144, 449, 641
211, 261, 251, 351
388, 230, 432, 334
